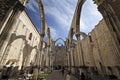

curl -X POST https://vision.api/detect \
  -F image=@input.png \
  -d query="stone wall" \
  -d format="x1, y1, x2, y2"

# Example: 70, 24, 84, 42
81, 19, 120, 77
54, 46, 67, 67
0, 11, 40, 69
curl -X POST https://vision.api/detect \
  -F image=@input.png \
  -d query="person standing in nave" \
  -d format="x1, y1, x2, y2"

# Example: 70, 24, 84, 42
66, 71, 72, 80
80, 72, 85, 80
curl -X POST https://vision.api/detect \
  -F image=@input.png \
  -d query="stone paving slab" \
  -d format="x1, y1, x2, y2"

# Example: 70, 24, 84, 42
46, 70, 66, 80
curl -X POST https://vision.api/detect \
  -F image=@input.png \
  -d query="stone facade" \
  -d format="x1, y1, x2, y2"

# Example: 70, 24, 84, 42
54, 46, 67, 67
0, 0, 24, 51
93, 0, 120, 60
79, 19, 120, 78
0, 11, 41, 69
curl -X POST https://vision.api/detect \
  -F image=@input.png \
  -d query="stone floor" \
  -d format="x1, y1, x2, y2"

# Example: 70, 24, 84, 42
5, 70, 111, 80
45, 70, 66, 80
7, 70, 66, 80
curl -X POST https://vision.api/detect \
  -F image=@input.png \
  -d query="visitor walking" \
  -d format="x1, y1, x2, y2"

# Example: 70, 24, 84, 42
66, 72, 71, 80
81, 72, 85, 80
61, 67, 64, 76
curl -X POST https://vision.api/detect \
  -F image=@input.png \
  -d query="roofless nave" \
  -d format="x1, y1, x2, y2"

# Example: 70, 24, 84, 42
0, 0, 120, 80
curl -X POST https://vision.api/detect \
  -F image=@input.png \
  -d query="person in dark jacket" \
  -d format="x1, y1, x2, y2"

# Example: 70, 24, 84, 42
81, 72, 85, 80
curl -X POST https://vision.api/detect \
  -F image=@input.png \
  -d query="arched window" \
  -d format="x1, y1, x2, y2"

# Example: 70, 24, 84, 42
29, 33, 32, 40
88, 33, 92, 42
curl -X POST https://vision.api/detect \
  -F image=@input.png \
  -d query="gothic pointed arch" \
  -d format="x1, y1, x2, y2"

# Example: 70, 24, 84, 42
55, 38, 65, 46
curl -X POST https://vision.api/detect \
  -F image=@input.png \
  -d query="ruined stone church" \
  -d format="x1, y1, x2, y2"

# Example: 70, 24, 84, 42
0, 0, 120, 79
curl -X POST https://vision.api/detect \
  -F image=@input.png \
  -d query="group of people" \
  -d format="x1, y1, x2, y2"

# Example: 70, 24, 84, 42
60, 67, 86, 80
0, 64, 34, 80
1, 65, 14, 79
66, 72, 85, 80
23, 65, 34, 80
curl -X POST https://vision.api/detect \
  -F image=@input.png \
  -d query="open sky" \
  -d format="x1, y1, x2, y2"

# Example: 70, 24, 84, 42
25, 0, 103, 41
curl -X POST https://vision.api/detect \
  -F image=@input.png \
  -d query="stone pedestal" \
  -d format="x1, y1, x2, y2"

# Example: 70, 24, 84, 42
44, 67, 49, 73
71, 68, 75, 74
32, 68, 39, 80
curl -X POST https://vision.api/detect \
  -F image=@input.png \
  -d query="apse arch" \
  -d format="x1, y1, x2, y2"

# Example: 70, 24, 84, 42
56, 43, 64, 46
55, 38, 65, 46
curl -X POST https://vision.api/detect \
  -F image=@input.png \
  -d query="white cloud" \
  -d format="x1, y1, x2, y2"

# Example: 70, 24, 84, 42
80, 18, 87, 30
87, 0, 102, 18
25, 0, 38, 13
45, 7, 68, 26
50, 27, 58, 40
80, 0, 103, 33
26, 0, 103, 40
43, 0, 77, 32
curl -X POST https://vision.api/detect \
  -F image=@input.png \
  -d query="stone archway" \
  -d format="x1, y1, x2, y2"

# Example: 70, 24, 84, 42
22, 44, 38, 67
53, 38, 67, 69
55, 38, 65, 46
0, 33, 26, 65
0, 33, 38, 68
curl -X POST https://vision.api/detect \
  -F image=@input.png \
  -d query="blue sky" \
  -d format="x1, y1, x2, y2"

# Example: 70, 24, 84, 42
25, 0, 102, 41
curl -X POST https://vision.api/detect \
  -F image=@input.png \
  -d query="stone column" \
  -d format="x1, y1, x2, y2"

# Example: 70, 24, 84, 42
76, 33, 82, 67
70, 44, 75, 74
76, 32, 86, 75
32, 36, 43, 80
39, 50, 44, 67
66, 39, 69, 68
68, 48, 72, 71
74, 46, 78, 69
46, 45, 50, 68
70, 46, 73, 68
